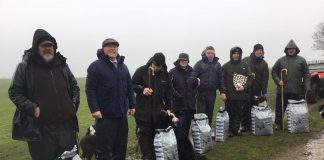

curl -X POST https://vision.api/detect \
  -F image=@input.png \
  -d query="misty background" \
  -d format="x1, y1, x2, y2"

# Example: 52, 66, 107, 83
0, 0, 323, 78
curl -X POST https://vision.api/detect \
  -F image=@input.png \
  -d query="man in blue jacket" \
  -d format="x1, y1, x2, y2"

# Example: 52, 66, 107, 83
86, 38, 136, 160
194, 46, 226, 126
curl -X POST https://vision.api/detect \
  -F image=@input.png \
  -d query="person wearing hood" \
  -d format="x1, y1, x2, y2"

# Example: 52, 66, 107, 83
132, 52, 172, 160
169, 53, 198, 136
8, 29, 80, 160
242, 44, 269, 132
85, 38, 136, 160
272, 39, 310, 130
193, 46, 226, 126
222, 47, 253, 136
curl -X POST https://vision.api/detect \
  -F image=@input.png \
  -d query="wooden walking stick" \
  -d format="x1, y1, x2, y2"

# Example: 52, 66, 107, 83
280, 69, 288, 132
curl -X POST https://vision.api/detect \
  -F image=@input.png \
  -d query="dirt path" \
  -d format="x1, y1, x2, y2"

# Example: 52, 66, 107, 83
274, 130, 324, 160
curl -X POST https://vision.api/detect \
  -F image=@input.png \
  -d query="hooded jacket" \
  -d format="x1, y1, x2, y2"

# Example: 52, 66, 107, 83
272, 40, 310, 95
86, 49, 136, 118
132, 53, 172, 123
169, 62, 198, 111
243, 52, 269, 96
193, 51, 225, 93
222, 47, 253, 100
8, 29, 80, 141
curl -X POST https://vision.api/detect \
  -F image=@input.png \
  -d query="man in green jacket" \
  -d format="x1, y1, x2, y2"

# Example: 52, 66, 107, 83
223, 47, 253, 136
242, 44, 269, 132
272, 39, 310, 130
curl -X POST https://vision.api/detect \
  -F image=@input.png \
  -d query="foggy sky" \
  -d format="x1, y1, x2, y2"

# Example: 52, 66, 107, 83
0, 0, 323, 78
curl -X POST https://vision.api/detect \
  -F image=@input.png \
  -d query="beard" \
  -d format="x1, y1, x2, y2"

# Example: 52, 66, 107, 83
41, 53, 54, 62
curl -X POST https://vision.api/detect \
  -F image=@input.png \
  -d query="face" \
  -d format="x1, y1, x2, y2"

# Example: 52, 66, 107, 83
103, 44, 118, 59
38, 44, 54, 62
152, 63, 162, 73
232, 52, 240, 61
254, 49, 263, 58
205, 49, 215, 61
179, 60, 189, 68
287, 48, 296, 56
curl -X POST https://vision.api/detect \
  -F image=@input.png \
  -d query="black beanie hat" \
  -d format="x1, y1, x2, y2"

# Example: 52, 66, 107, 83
253, 44, 264, 52
152, 52, 165, 66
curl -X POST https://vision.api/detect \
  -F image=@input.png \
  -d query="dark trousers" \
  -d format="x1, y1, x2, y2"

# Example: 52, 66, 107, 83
174, 109, 195, 136
136, 120, 159, 160
275, 93, 301, 127
27, 121, 76, 160
95, 117, 128, 160
225, 100, 246, 134
197, 91, 216, 125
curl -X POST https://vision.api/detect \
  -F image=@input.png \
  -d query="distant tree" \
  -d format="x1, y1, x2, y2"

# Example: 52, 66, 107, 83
313, 22, 324, 51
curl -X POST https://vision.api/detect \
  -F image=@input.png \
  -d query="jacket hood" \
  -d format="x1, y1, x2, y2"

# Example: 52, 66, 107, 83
96, 49, 124, 64
31, 29, 57, 53
146, 52, 167, 70
230, 46, 243, 63
284, 39, 300, 55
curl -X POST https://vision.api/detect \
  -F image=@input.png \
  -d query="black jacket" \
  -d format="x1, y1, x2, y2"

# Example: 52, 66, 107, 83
193, 52, 225, 93
169, 64, 198, 111
132, 57, 172, 123
8, 29, 80, 141
243, 53, 269, 96
86, 49, 136, 118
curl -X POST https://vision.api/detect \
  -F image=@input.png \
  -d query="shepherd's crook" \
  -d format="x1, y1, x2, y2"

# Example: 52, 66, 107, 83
280, 69, 288, 132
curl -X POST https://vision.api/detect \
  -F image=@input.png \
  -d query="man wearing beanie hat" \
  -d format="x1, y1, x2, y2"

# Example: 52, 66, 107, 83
194, 46, 226, 126
272, 39, 310, 130
8, 29, 80, 160
132, 52, 172, 159
242, 44, 269, 132
222, 46, 253, 136
169, 53, 198, 136
86, 38, 135, 159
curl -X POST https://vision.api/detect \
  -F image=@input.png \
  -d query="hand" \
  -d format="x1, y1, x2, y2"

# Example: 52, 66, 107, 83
129, 108, 135, 116
166, 109, 171, 116
34, 107, 40, 118
278, 80, 284, 86
236, 85, 244, 91
92, 111, 102, 119
220, 93, 227, 102
143, 88, 153, 96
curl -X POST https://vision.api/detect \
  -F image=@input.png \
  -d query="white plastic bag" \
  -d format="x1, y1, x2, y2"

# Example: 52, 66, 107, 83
192, 113, 213, 154
251, 106, 273, 136
215, 107, 229, 141
287, 99, 309, 133
154, 126, 179, 160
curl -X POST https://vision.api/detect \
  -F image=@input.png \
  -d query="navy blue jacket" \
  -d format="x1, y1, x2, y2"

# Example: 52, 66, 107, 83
86, 49, 136, 118
169, 64, 198, 111
193, 52, 226, 93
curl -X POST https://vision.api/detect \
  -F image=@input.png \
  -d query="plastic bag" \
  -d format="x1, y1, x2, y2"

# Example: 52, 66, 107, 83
215, 107, 229, 141
192, 113, 213, 154
287, 99, 309, 133
154, 126, 179, 160
251, 106, 273, 136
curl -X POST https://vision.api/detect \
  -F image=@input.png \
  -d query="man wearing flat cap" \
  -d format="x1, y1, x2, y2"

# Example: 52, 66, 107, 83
132, 52, 172, 160
86, 38, 136, 159
8, 29, 80, 160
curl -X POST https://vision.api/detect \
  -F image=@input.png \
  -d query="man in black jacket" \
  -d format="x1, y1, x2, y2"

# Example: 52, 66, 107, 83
8, 29, 80, 160
194, 46, 226, 126
86, 38, 136, 160
169, 53, 198, 136
132, 53, 172, 160
242, 44, 269, 131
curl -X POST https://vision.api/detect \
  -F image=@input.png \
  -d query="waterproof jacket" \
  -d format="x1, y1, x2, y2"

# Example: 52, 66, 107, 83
193, 52, 225, 93
222, 47, 253, 100
243, 53, 269, 96
272, 40, 310, 95
132, 57, 172, 123
169, 64, 198, 111
8, 30, 80, 141
86, 49, 136, 118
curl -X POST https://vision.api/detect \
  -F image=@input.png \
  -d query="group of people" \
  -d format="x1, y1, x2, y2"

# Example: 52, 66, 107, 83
8, 29, 310, 160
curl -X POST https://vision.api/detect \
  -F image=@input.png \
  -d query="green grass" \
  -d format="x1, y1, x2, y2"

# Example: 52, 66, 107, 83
0, 78, 323, 160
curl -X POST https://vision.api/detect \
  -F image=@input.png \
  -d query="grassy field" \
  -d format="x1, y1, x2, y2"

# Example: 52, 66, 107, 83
0, 78, 323, 160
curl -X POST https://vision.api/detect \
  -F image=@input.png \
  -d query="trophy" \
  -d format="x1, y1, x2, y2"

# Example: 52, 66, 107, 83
233, 73, 248, 90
